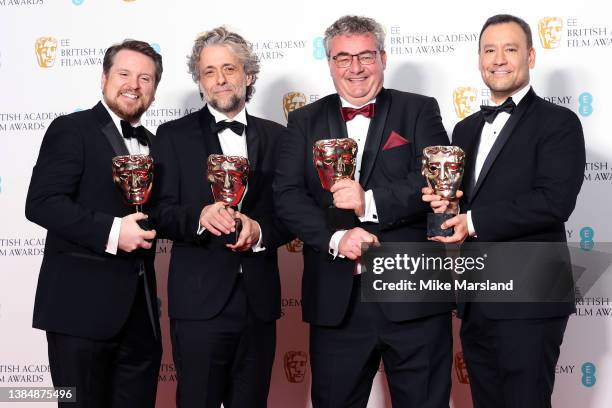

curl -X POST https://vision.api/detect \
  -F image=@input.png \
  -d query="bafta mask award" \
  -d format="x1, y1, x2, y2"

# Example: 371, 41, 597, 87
207, 154, 250, 244
112, 154, 154, 230
421, 146, 466, 237
313, 138, 358, 230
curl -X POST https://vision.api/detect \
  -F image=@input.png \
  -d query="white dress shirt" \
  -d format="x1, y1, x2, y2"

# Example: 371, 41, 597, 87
104, 101, 148, 255
467, 84, 531, 236
328, 97, 380, 266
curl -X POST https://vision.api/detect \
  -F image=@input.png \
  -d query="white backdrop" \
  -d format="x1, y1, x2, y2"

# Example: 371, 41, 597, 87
1, 1, 611, 407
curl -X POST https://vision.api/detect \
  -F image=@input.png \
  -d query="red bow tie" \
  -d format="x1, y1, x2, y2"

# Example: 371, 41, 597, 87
340, 103, 375, 121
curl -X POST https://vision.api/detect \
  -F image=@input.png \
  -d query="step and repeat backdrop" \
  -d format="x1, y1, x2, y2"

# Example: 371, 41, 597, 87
1, 1, 611, 407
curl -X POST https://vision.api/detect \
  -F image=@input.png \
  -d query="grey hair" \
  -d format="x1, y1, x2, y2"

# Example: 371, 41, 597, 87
324, 15, 386, 57
187, 26, 260, 102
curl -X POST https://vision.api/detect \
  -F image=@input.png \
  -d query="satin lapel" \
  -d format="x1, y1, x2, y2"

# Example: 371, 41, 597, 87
241, 113, 260, 212
462, 116, 485, 203
93, 102, 129, 156
327, 95, 348, 140
471, 88, 536, 200
198, 107, 222, 203
359, 88, 390, 186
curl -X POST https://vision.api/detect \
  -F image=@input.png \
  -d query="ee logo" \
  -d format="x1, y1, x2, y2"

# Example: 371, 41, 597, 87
313, 37, 325, 60
578, 92, 593, 117
581, 362, 596, 387
72, 0, 84, 5
580, 227, 594, 251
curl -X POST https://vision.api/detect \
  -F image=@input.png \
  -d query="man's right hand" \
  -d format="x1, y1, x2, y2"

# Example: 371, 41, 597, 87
199, 202, 236, 236
118, 213, 156, 252
338, 227, 379, 260
422, 187, 463, 214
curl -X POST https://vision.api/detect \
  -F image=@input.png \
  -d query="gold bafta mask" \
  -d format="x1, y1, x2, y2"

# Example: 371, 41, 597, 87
313, 138, 358, 191
454, 352, 470, 385
111, 155, 154, 209
453, 87, 478, 119
35, 37, 58, 68
283, 92, 307, 120
285, 238, 304, 253
421, 146, 465, 200
283, 351, 308, 383
538, 17, 563, 49
207, 154, 250, 207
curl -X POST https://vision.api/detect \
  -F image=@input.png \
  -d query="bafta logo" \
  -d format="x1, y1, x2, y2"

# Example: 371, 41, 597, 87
282, 92, 307, 120
453, 87, 478, 119
538, 17, 563, 49
286, 238, 304, 253
454, 352, 470, 385
284, 351, 308, 383
34, 37, 58, 68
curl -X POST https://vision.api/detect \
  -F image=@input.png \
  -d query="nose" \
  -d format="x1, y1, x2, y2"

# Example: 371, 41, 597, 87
348, 55, 364, 73
223, 172, 232, 189
439, 164, 448, 181
334, 156, 345, 173
130, 173, 139, 186
216, 70, 227, 85
493, 49, 507, 65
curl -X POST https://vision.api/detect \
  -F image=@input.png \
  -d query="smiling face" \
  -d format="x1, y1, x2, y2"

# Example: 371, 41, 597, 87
479, 22, 535, 104
198, 44, 252, 119
101, 49, 157, 123
328, 33, 386, 106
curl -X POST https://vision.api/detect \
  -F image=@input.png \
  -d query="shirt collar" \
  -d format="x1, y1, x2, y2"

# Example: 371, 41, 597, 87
207, 104, 247, 126
493, 84, 531, 107
339, 96, 376, 109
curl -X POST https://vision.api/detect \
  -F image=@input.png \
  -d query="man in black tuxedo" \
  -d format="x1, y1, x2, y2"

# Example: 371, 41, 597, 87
150, 27, 291, 408
25, 40, 163, 408
274, 15, 452, 407
424, 14, 585, 408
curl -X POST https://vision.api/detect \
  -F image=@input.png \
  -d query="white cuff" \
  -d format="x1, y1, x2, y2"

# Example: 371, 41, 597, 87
251, 221, 266, 252
467, 210, 476, 237
197, 222, 206, 235
358, 189, 379, 223
329, 230, 347, 259
105, 217, 122, 255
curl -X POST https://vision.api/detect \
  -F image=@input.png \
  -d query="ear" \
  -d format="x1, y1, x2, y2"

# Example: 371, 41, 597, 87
528, 47, 536, 69
246, 73, 253, 87
380, 50, 387, 69
101, 72, 107, 91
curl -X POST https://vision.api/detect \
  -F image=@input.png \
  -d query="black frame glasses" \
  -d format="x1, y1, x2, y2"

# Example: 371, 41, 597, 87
331, 50, 380, 67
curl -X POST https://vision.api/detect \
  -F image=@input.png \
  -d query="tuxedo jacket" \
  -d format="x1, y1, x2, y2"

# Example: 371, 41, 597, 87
453, 88, 585, 319
25, 102, 158, 340
150, 107, 291, 322
274, 88, 453, 326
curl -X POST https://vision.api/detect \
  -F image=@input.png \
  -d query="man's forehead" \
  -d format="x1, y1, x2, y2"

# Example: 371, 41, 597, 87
329, 33, 377, 53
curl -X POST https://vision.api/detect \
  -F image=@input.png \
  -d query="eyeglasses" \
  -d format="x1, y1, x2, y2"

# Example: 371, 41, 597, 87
331, 50, 380, 68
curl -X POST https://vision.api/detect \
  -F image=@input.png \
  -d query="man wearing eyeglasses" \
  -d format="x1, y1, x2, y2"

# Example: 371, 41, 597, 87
274, 15, 452, 407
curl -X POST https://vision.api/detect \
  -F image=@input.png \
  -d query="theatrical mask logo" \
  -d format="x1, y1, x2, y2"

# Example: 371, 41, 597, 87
284, 351, 308, 383
538, 17, 563, 49
454, 351, 470, 384
35, 37, 58, 68
282, 91, 307, 120
453, 87, 478, 119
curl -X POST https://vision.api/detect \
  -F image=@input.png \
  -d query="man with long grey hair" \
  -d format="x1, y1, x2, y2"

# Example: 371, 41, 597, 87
150, 27, 291, 407
274, 15, 452, 407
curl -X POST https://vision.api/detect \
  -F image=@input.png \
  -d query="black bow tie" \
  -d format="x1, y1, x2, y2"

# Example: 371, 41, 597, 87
211, 120, 245, 136
120, 120, 148, 146
480, 98, 516, 124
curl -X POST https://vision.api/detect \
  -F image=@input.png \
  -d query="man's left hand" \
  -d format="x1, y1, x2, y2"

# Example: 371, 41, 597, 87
226, 212, 261, 252
331, 179, 365, 217
428, 214, 469, 244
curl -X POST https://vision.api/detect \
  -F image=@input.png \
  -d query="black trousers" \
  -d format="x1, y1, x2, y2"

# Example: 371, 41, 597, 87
47, 276, 162, 408
310, 276, 452, 408
460, 302, 569, 408
171, 276, 276, 408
